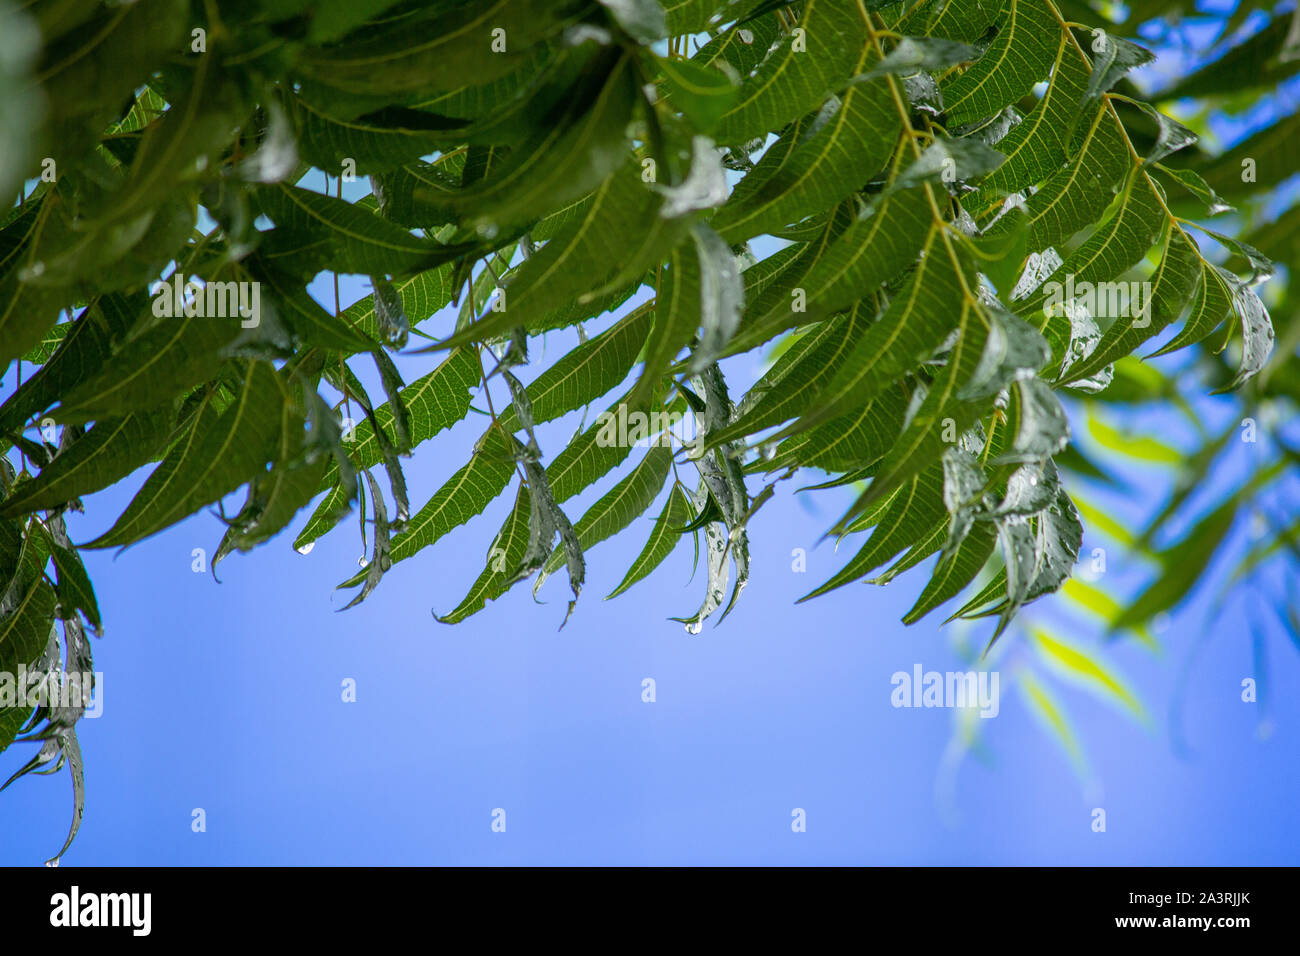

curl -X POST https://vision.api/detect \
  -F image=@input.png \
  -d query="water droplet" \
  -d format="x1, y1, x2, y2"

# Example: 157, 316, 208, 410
685, 621, 702, 635
296, 542, 315, 555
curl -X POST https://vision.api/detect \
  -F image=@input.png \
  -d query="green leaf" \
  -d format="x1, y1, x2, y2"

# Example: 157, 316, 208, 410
545, 394, 641, 504
1057, 224, 1201, 386
1216, 273, 1274, 392
754, 225, 962, 444
432, 47, 643, 231
52, 313, 245, 424
1014, 170, 1166, 363
536, 444, 673, 591
1030, 626, 1147, 723
711, 67, 897, 243
219, 455, 330, 568
47, 539, 102, 634
966, 37, 1091, 214
0, 531, 57, 754
292, 472, 357, 554
0, 266, 74, 371
253, 264, 379, 354
1111, 483, 1257, 632
658, 54, 741, 131
692, 6, 782, 79
0, 410, 174, 518
986, 99, 1130, 251
37, 0, 188, 167
79, 52, 246, 230
410, 49, 589, 147
940, 0, 1059, 126
288, 96, 467, 175
295, 1, 575, 102
711, 307, 869, 447
436, 481, 532, 624
599, 0, 669, 43
431, 167, 685, 349
665, 0, 759, 34
83, 363, 290, 549
855, 36, 979, 79
845, 298, 1017, 515
711, 0, 869, 146
898, 0, 996, 43
338, 469, 394, 609
510, 455, 585, 626
1116, 96, 1198, 166
0, 1, 42, 205
607, 483, 692, 598
671, 480, 730, 631
305, 0, 408, 43
902, 520, 997, 624
631, 252, 699, 410
1156, 165, 1233, 216
768, 379, 906, 473
256, 183, 477, 278
1081, 32, 1154, 109
724, 186, 932, 355
888, 136, 1006, 193
1147, 256, 1238, 359
387, 425, 519, 566
321, 347, 480, 494
0, 293, 146, 434
683, 222, 744, 372
1152, 14, 1300, 102
802, 466, 946, 600
340, 262, 458, 342
497, 304, 656, 432
214, 392, 328, 570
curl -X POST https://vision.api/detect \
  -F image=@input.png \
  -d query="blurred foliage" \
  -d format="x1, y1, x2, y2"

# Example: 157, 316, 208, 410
944, 0, 1300, 792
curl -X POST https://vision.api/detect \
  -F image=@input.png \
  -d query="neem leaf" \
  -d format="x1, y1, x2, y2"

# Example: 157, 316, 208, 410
607, 483, 692, 599
658, 54, 741, 132
598, 0, 668, 43
0, 409, 174, 518
83, 363, 289, 550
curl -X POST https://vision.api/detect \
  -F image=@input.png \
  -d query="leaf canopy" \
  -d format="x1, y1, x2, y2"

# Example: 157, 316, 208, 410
0, 0, 1292, 860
